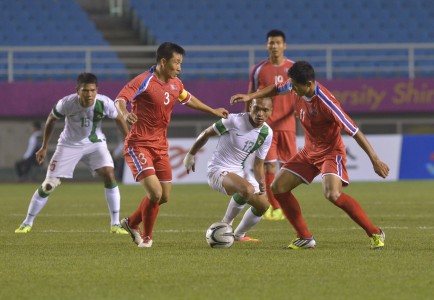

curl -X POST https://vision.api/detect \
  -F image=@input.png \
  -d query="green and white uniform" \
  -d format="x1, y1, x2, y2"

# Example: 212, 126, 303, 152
207, 113, 273, 194
47, 93, 118, 178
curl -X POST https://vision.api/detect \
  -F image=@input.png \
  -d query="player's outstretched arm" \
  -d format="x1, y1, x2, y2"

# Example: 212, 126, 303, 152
230, 84, 278, 105
186, 95, 228, 119
353, 130, 390, 178
183, 126, 217, 174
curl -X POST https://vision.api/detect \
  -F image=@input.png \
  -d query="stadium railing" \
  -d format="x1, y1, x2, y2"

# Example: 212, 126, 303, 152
1, 43, 434, 82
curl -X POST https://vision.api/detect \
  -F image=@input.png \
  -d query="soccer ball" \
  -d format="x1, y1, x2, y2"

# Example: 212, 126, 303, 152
205, 222, 235, 248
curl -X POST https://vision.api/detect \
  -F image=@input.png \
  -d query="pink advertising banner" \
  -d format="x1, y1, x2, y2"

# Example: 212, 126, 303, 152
1, 78, 434, 117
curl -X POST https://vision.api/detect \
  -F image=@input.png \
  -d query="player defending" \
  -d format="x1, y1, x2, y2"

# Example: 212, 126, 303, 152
183, 98, 273, 242
230, 61, 389, 250
15, 73, 129, 234
247, 29, 297, 221
116, 42, 228, 248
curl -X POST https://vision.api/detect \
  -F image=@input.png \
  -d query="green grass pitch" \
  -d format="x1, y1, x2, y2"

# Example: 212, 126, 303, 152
1, 181, 433, 300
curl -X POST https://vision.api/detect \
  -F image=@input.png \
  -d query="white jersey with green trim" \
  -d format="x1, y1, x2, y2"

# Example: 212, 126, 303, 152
208, 113, 273, 173
52, 93, 118, 146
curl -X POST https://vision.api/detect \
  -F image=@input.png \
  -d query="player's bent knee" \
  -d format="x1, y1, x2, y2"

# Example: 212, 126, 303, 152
42, 177, 61, 194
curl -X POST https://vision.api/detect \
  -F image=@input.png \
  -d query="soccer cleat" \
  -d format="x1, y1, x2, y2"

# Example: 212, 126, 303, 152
121, 218, 143, 245
370, 229, 386, 250
284, 237, 316, 250
110, 224, 129, 235
235, 235, 261, 242
15, 224, 32, 233
262, 206, 273, 220
138, 236, 153, 248
271, 208, 285, 221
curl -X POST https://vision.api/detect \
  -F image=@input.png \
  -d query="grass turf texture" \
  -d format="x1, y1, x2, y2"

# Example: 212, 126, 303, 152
1, 181, 433, 300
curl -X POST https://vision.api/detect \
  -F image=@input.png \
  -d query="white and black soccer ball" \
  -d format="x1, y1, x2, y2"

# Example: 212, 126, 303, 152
205, 222, 235, 248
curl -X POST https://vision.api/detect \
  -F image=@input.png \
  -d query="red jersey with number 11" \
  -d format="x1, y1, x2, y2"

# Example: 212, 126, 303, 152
276, 81, 359, 158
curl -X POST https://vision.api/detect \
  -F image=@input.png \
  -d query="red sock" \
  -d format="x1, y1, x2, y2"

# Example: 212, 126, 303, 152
142, 198, 160, 239
129, 197, 147, 229
265, 172, 280, 209
274, 191, 312, 238
334, 193, 380, 236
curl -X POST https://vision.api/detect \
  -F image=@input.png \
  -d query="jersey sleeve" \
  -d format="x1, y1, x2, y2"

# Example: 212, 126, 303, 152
255, 126, 273, 160
102, 95, 118, 119
115, 73, 144, 103
51, 96, 67, 119
317, 85, 359, 136
276, 79, 293, 95
212, 114, 234, 135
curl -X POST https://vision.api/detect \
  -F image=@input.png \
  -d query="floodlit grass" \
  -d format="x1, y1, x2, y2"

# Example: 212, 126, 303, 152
1, 181, 433, 300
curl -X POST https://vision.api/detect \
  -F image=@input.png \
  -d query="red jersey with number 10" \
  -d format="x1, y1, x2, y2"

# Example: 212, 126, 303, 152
249, 58, 296, 131
116, 66, 191, 149
276, 80, 359, 158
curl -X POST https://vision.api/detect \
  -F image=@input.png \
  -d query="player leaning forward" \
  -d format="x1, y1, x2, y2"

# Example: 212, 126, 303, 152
231, 61, 390, 250
184, 98, 273, 242
15, 73, 129, 234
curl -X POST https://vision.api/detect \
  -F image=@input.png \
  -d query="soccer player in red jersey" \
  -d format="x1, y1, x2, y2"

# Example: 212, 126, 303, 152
231, 61, 390, 250
246, 30, 297, 221
116, 42, 229, 248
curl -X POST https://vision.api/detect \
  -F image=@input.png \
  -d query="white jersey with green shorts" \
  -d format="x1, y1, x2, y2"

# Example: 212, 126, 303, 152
207, 113, 273, 194
47, 93, 118, 178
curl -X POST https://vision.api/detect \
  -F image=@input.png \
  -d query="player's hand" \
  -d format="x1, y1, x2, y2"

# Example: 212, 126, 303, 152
230, 94, 250, 105
373, 159, 389, 178
214, 108, 229, 119
124, 112, 138, 125
35, 147, 48, 165
183, 152, 195, 174
258, 180, 266, 195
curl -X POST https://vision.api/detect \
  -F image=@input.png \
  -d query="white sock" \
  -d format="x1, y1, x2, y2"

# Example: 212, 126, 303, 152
105, 186, 120, 226
234, 207, 262, 238
23, 189, 49, 226
221, 197, 245, 226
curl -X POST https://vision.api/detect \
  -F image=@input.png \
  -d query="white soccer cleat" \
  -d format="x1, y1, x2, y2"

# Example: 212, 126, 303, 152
121, 218, 143, 245
138, 236, 153, 248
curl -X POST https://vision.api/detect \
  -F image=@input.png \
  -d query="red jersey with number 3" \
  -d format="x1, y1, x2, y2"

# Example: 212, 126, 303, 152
249, 58, 296, 131
116, 66, 191, 150
276, 80, 359, 158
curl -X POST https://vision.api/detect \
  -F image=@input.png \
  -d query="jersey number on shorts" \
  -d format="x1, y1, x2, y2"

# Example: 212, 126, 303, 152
49, 160, 57, 171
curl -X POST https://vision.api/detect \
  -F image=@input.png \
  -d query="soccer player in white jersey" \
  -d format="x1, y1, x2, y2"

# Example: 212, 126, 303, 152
183, 98, 273, 242
15, 73, 130, 235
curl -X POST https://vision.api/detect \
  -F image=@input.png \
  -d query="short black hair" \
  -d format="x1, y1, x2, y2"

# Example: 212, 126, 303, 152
266, 29, 286, 42
288, 61, 315, 85
156, 42, 185, 63
76, 73, 98, 88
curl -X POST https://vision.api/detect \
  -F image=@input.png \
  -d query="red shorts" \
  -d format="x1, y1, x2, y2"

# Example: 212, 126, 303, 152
265, 130, 297, 163
281, 148, 349, 186
124, 145, 172, 182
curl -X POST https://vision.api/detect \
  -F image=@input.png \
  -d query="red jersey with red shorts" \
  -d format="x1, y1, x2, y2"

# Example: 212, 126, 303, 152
116, 66, 191, 182
249, 58, 297, 163
276, 81, 359, 185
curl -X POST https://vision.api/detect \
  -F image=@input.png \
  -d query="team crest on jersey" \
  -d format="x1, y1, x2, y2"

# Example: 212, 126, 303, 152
170, 84, 177, 90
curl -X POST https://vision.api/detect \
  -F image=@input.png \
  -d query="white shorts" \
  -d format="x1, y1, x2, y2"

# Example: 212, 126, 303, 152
46, 142, 114, 178
207, 167, 260, 195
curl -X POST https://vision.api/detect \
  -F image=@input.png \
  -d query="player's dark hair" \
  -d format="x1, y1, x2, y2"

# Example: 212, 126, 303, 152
76, 72, 98, 88
288, 61, 315, 84
156, 42, 185, 63
267, 29, 286, 42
